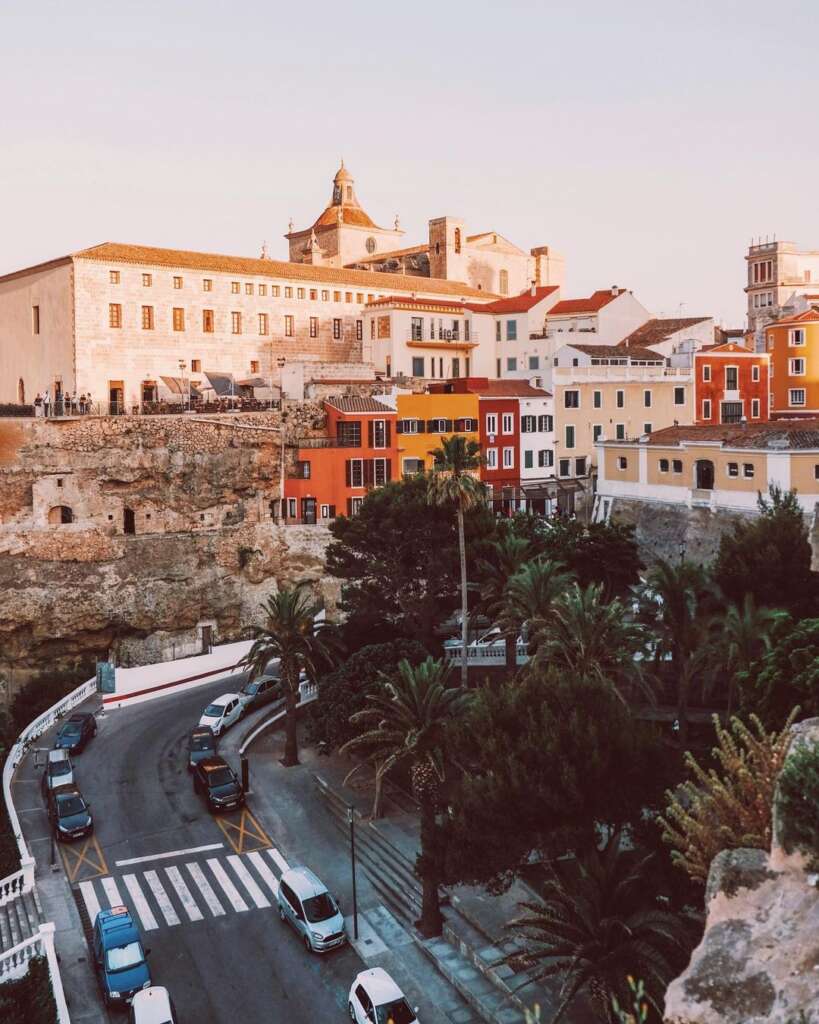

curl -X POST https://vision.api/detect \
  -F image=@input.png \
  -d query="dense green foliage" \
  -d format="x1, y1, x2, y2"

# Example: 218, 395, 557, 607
0, 956, 57, 1024
738, 617, 819, 728
777, 739, 819, 866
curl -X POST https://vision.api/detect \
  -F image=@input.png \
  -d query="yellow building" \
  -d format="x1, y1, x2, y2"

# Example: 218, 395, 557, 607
395, 392, 480, 474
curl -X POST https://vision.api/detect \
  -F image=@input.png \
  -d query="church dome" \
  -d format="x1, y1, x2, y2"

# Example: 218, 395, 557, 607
333, 161, 353, 184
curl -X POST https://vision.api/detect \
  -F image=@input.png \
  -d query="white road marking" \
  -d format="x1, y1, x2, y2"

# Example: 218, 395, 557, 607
143, 870, 181, 927
246, 851, 279, 897
227, 855, 270, 909
267, 848, 289, 874
207, 857, 248, 912
164, 866, 204, 922
185, 862, 225, 917
115, 843, 223, 867
101, 876, 124, 908
122, 874, 159, 931
79, 880, 101, 923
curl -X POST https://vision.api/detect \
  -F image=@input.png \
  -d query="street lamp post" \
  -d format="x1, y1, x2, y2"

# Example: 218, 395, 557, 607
347, 805, 359, 940
277, 357, 287, 523
178, 359, 188, 412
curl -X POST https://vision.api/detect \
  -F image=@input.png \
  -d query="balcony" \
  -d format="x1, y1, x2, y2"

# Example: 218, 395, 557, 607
294, 436, 361, 449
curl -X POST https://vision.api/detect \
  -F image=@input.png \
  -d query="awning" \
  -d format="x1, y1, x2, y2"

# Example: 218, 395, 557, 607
204, 371, 237, 397
159, 376, 203, 400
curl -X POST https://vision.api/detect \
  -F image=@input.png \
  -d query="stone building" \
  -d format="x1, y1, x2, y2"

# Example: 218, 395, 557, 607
745, 238, 819, 345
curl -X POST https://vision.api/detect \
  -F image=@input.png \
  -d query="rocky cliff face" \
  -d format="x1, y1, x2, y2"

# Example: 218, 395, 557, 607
0, 410, 337, 702
664, 718, 819, 1023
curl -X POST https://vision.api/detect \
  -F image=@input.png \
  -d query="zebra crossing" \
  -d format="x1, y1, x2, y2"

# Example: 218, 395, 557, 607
77, 847, 290, 932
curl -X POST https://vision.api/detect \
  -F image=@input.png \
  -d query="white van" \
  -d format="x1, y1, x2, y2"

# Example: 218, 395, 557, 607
277, 866, 346, 952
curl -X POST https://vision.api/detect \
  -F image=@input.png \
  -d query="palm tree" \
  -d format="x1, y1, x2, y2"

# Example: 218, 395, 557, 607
531, 582, 651, 704
241, 583, 340, 767
500, 558, 575, 660
475, 531, 534, 673
721, 594, 785, 717
506, 840, 693, 1023
640, 560, 719, 748
341, 657, 473, 936
427, 435, 484, 686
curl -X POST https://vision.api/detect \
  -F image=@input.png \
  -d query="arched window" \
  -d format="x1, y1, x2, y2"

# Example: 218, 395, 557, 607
18, 378, 25, 404
454, 228, 461, 254
48, 506, 73, 525
499, 269, 509, 295
346, 186, 353, 201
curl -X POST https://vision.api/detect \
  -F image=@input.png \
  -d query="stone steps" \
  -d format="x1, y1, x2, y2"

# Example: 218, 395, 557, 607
0, 889, 44, 955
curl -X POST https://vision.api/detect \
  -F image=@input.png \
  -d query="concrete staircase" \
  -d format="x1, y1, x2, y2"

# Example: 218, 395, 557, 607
0, 888, 46, 956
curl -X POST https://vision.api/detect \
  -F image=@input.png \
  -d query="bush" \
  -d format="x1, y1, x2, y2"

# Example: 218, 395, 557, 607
0, 956, 57, 1024
0, 403, 35, 418
777, 738, 819, 866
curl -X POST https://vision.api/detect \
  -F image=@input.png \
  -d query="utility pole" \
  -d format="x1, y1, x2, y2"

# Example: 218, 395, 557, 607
347, 805, 359, 940
277, 356, 287, 523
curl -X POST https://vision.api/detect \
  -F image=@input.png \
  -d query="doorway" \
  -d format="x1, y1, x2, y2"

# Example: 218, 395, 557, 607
108, 381, 124, 415
301, 497, 317, 525
695, 459, 714, 490
124, 508, 136, 535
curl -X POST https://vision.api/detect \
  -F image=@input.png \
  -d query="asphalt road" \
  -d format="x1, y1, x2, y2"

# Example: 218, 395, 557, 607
25, 676, 367, 1023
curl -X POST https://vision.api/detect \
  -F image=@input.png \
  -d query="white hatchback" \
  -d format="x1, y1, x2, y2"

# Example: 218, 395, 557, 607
349, 968, 419, 1024
129, 985, 178, 1024
198, 694, 243, 736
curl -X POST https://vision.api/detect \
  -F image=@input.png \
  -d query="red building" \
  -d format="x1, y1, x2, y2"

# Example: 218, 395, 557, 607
693, 342, 770, 425
284, 396, 397, 523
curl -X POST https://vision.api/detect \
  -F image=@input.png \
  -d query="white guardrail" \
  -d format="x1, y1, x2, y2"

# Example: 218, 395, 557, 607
239, 682, 318, 756
443, 640, 530, 666
0, 675, 94, 1019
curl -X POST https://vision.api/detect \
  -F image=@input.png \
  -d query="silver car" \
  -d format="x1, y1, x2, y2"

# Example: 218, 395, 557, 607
277, 866, 346, 952
41, 748, 74, 798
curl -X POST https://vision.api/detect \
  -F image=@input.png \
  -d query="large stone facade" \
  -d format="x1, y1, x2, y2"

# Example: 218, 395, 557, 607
0, 411, 337, 702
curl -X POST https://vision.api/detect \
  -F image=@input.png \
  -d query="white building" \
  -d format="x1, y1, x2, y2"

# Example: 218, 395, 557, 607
746, 239, 819, 346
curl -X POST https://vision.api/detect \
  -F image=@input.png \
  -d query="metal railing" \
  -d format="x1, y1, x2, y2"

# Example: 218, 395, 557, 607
27, 399, 282, 419
443, 639, 530, 666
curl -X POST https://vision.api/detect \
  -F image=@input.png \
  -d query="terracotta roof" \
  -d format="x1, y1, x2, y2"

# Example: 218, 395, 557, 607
695, 342, 757, 355
312, 205, 377, 230
366, 295, 477, 312
769, 308, 819, 328
621, 317, 711, 348
565, 343, 664, 362
472, 380, 551, 398
465, 286, 558, 314
548, 290, 625, 316
67, 243, 493, 300
324, 396, 394, 414
612, 419, 819, 450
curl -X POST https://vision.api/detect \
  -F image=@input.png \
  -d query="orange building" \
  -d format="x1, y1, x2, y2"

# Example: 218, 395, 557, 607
693, 342, 769, 424
766, 308, 819, 418
284, 396, 397, 523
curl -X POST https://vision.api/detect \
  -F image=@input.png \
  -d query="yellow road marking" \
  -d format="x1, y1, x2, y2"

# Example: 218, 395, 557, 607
60, 834, 109, 883
214, 807, 271, 854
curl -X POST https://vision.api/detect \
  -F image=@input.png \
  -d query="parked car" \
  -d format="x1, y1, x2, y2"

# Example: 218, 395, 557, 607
277, 865, 346, 953
54, 711, 97, 753
129, 985, 178, 1024
237, 674, 284, 712
186, 725, 217, 771
41, 748, 74, 798
46, 783, 93, 842
198, 694, 243, 736
348, 968, 418, 1024
192, 756, 244, 812
93, 906, 151, 1007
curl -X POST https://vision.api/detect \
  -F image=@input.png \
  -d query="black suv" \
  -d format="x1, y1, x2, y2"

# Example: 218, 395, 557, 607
187, 726, 217, 771
54, 712, 97, 754
47, 784, 93, 842
192, 757, 244, 813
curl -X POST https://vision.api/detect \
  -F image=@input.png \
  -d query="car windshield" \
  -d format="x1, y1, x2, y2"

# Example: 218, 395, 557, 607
60, 724, 81, 736
51, 761, 71, 776
302, 892, 337, 923
105, 941, 144, 972
203, 705, 222, 717
375, 998, 415, 1024
242, 682, 259, 695
57, 796, 86, 816
207, 768, 234, 787
190, 733, 214, 751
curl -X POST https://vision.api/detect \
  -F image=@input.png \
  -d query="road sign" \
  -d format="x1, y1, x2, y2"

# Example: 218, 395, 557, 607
96, 662, 115, 693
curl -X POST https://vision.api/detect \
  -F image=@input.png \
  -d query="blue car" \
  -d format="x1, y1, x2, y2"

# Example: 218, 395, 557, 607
92, 906, 152, 1007
54, 711, 97, 753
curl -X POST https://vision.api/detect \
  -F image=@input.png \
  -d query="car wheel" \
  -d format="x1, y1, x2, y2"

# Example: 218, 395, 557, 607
348, 1002, 357, 1023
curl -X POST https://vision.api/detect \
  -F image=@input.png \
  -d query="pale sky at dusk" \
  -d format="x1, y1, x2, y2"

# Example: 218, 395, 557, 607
2, 0, 817, 325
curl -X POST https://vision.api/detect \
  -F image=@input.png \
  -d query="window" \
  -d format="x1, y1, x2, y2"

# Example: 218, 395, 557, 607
617, 456, 628, 471
538, 414, 553, 432
593, 390, 602, 409
674, 386, 685, 405
333, 290, 341, 302
752, 365, 760, 382
659, 458, 669, 473
285, 315, 294, 337
725, 366, 738, 390
702, 364, 711, 381
288, 498, 297, 518
643, 423, 652, 435
616, 389, 624, 408
743, 463, 755, 479
528, 356, 539, 370
295, 460, 311, 479
499, 269, 509, 295
191, 359, 201, 372
173, 276, 183, 290
672, 459, 683, 473
521, 415, 536, 433
245, 283, 253, 295
702, 399, 712, 419
344, 291, 352, 303
109, 270, 120, 284
615, 423, 625, 440
575, 457, 586, 476
337, 422, 362, 447
272, 286, 281, 297
403, 457, 425, 475
727, 462, 739, 477
356, 320, 363, 341
485, 448, 498, 469
507, 320, 517, 341
497, 358, 501, 378
309, 317, 318, 338
452, 358, 460, 377
109, 303, 122, 328
789, 388, 806, 406
321, 289, 329, 301
789, 357, 806, 375
285, 287, 293, 299
502, 447, 515, 468
373, 458, 388, 486
565, 425, 575, 449
538, 450, 554, 468
259, 284, 267, 296
333, 319, 342, 340
142, 273, 152, 287
257, 313, 268, 335
298, 288, 306, 300
524, 450, 533, 469
644, 389, 652, 408
485, 413, 498, 435
790, 329, 805, 346
721, 401, 743, 424
356, 292, 363, 303
751, 398, 760, 418
502, 413, 514, 434
507, 357, 517, 371
559, 458, 570, 477
412, 357, 424, 377
564, 390, 580, 409
231, 311, 242, 335
203, 309, 214, 332
592, 424, 603, 442
250, 360, 259, 374
496, 322, 501, 343
399, 419, 419, 434
141, 305, 154, 330
32, 305, 40, 334
371, 420, 387, 449
348, 459, 364, 488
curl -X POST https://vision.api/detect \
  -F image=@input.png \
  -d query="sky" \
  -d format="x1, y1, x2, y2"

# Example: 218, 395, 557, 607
2, 0, 818, 325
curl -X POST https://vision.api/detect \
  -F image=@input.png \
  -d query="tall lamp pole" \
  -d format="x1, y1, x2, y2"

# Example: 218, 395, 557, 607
277, 356, 287, 523
178, 359, 188, 412
347, 805, 359, 940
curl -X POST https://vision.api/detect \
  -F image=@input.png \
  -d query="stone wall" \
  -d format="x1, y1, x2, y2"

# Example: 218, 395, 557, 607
0, 409, 337, 703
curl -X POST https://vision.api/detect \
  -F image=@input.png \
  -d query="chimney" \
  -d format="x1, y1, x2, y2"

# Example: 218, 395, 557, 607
530, 282, 537, 297
611, 285, 619, 296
